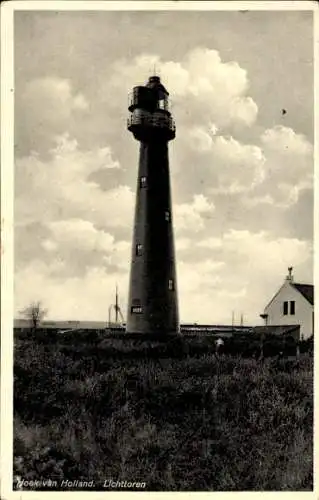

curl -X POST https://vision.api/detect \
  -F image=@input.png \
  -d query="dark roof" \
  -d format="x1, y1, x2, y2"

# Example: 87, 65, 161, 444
291, 283, 314, 305
253, 325, 300, 336
146, 76, 169, 95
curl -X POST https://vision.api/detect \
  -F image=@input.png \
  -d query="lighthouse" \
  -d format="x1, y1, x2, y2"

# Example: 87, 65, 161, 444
126, 76, 179, 335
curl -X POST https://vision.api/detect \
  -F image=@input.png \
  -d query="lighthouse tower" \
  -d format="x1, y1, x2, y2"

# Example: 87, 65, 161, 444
126, 76, 179, 335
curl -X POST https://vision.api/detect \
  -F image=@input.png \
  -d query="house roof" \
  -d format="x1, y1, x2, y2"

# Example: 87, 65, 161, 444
291, 283, 314, 305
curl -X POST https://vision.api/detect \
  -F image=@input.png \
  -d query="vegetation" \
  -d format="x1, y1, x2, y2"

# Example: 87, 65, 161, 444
14, 332, 313, 491
19, 301, 48, 331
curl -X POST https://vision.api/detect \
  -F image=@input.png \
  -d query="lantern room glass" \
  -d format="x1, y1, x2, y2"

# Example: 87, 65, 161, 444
157, 95, 170, 112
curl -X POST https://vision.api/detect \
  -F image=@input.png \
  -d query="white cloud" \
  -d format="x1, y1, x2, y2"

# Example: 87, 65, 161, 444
222, 229, 311, 273
14, 47, 313, 325
217, 287, 247, 299
197, 229, 311, 276
253, 125, 314, 207
175, 237, 192, 252
102, 240, 131, 272
241, 194, 274, 208
176, 129, 266, 196
209, 123, 219, 136
48, 219, 115, 253
237, 126, 313, 210
15, 260, 129, 322
188, 127, 213, 152
197, 237, 222, 249
177, 259, 224, 294
171, 48, 258, 127
177, 229, 312, 324
261, 125, 312, 156
175, 123, 312, 207
41, 239, 58, 252
103, 47, 258, 129
20, 77, 89, 130
274, 181, 313, 209
209, 135, 265, 193
175, 194, 215, 233
15, 133, 134, 230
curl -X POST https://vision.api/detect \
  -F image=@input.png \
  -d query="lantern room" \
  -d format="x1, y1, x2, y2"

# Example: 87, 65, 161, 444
128, 76, 171, 113
128, 76, 175, 142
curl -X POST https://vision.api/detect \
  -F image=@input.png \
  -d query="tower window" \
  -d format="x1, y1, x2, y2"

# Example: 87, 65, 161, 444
283, 301, 288, 316
136, 244, 143, 256
168, 279, 174, 291
140, 176, 147, 188
290, 301, 295, 315
131, 305, 142, 314
165, 211, 170, 222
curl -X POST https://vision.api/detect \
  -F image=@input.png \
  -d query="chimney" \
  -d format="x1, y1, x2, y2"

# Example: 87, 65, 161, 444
286, 266, 294, 282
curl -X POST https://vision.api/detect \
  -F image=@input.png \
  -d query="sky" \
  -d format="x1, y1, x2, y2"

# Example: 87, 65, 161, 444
14, 8, 314, 325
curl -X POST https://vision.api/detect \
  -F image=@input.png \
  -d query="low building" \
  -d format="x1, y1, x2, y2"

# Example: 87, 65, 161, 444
261, 267, 314, 340
253, 324, 300, 342
14, 319, 109, 332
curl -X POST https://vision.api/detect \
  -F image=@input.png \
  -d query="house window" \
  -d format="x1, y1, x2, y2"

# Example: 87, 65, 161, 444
290, 301, 295, 315
136, 244, 143, 256
283, 301, 288, 315
131, 306, 142, 314
168, 279, 174, 291
140, 176, 147, 188
165, 211, 170, 222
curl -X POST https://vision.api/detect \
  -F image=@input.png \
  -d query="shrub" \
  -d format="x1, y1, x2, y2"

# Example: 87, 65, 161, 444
13, 334, 313, 491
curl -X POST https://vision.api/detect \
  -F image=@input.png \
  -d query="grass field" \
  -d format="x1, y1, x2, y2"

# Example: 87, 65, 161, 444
13, 332, 313, 491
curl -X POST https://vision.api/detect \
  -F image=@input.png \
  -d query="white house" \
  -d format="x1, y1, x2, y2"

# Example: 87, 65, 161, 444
261, 267, 314, 340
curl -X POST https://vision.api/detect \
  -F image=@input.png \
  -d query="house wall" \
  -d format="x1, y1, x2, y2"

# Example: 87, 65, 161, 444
264, 280, 313, 340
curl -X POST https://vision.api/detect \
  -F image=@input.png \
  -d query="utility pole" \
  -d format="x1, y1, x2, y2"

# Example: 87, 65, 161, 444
115, 283, 119, 325
240, 313, 244, 327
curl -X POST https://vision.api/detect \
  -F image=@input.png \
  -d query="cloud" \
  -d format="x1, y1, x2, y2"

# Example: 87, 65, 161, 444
15, 260, 129, 321
14, 38, 313, 325
46, 219, 115, 253
15, 133, 134, 231
261, 125, 312, 155
210, 125, 313, 208
15, 133, 134, 286
173, 122, 312, 215
175, 237, 192, 252
195, 229, 312, 292
175, 194, 215, 233
171, 128, 267, 206
22, 77, 89, 119
217, 287, 247, 299
176, 228, 312, 324
177, 259, 224, 294
14, 122, 313, 324
102, 47, 258, 130
254, 125, 313, 208
15, 218, 132, 317
197, 237, 222, 249
208, 134, 265, 194
220, 229, 311, 273
16, 77, 90, 154
166, 47, 258, 128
